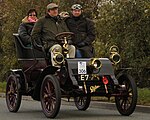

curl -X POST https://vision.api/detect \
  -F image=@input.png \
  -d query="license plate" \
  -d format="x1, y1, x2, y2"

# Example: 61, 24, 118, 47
78, 61, 87, 74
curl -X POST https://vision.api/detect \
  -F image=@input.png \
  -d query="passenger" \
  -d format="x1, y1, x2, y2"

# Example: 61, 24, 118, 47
31, 3, 75, 66
66, 4, 96, 58
18, 9, 38, 47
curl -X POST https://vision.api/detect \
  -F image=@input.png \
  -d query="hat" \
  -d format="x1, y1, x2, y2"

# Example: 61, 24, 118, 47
71, 4, 82, 10
47, 3, 58, 10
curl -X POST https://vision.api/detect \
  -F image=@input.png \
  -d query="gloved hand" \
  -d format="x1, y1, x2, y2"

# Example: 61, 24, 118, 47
68, 40, 73, 45
77, 42, 86, 47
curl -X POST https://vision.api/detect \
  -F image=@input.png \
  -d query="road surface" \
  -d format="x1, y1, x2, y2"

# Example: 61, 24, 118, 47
0, 97, 150, 120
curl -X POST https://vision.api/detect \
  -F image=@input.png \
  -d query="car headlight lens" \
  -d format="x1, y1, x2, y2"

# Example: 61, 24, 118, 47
53, 52, 64, 64
90, 58, 102, 69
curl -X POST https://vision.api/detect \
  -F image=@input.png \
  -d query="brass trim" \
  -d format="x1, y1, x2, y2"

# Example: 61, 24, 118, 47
53, 52, 64, 64
90, 58, 102, 69
109, 45, 119, 53
109, 52, 121, 65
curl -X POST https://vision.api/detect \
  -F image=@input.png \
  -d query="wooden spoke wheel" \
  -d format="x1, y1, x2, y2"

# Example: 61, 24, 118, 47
74, 94, 91, 111
40, 75, 61, 118
115, 74, 137, 116
6, 74, 22, 112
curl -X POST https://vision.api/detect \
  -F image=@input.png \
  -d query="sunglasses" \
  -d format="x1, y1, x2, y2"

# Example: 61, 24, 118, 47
29, 14, 36, 16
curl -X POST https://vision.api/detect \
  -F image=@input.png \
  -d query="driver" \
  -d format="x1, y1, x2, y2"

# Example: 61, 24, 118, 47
31, 3, 75, 66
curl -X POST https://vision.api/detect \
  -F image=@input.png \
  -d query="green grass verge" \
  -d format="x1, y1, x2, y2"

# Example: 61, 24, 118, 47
0, 82, 6, 93
138, 88, 150, 105
91, 88, 150, 106
0, 82, 150, 105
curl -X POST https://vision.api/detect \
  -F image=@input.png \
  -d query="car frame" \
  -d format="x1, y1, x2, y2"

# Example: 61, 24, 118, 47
6, 32, 137, 118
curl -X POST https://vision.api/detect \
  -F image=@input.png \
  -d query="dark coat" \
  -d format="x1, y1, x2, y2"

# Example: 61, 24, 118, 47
31, 14, 69, 50
18, 16, 35, 46
66, 15, 96, 57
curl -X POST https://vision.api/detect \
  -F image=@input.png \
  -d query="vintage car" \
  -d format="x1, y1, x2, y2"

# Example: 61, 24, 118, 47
6, 32, 137, 118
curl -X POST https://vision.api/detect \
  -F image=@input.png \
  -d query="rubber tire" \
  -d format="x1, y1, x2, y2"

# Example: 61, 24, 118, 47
40, 75, 61, 118
6, 74, 22, 112
115, 74, 137, 116
74, 94, 91, 111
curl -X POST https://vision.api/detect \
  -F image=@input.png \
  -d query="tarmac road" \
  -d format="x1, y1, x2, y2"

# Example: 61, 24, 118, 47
0, 97, 150, 120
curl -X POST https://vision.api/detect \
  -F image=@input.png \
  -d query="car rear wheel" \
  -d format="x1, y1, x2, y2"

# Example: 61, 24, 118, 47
115, 74, 137, 116
40, 75, 61, 118
6, 74, 22, 112
74, 94, 91, 111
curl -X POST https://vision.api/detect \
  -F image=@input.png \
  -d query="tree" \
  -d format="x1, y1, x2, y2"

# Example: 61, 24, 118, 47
0, 0, 50, 81
95, 0, 150, 86
1, 0, 149, 87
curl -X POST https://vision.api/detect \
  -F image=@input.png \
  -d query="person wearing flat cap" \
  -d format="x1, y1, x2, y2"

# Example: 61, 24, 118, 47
31, 3, 75, 66
66, 4, 96, 58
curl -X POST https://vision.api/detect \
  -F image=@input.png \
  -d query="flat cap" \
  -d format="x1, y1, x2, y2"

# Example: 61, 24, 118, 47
47, 3, 58, 10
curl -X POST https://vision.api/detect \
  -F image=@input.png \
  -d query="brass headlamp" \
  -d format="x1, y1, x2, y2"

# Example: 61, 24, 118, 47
89, 58, 102, 69
109, 45, 121, 65
53, 52, 64, 64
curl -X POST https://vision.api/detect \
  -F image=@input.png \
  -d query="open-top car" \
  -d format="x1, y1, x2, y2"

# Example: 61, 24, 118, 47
6, 32, 137, 118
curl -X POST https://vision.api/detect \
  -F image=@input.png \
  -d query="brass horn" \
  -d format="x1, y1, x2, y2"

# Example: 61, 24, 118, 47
109, 45, 121, 65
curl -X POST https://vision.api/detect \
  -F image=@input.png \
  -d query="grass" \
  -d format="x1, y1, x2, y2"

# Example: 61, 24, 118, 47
0, 82, 150, 105
138, 88, 150, 105
92, 88, 150, 106
0, 82, 6, 93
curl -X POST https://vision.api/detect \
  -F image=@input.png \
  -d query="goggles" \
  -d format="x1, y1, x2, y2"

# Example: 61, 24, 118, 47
71, 4, 82, 10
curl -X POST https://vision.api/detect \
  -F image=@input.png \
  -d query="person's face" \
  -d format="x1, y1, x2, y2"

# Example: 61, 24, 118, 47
72, 9, 82, 17
28, 12, 37, 20
48, 8, 58, 17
